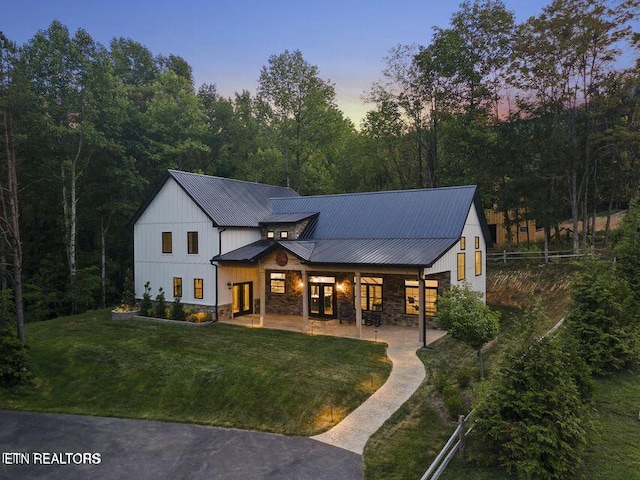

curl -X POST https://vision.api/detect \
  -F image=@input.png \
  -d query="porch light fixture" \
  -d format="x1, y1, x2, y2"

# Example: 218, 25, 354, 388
227, 282, 232, 289
336, 282, 346, 293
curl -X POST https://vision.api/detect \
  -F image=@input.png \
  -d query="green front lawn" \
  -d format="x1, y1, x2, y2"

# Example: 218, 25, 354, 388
1, 309, 391, 435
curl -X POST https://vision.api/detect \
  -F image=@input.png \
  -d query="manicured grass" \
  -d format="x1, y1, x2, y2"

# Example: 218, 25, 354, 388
1, 309, 391, 436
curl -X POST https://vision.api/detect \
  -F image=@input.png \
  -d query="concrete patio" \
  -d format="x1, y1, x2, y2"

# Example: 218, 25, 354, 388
220, 313, 447, 454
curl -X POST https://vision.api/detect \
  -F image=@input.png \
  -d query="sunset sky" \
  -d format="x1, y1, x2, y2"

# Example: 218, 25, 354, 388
3, 0, 637, 125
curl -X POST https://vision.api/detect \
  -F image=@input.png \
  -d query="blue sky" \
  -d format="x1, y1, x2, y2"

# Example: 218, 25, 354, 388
2, 1, 636, 125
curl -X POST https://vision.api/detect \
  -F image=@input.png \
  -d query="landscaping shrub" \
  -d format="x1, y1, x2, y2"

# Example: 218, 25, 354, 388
442, 385, 466, 419
153, 287, 166, 319
432, 369, 449, 394
171, 297, 186, 321
455, 367, 472, 389
121, 269, 136, 308
140, 281, 152, 316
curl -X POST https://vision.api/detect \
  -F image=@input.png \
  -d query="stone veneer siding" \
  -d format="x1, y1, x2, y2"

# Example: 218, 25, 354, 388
263, 270, 451, 328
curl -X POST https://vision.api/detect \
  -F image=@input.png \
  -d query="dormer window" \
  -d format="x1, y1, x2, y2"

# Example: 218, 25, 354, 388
266, 231, 275, 239
279, 231, 288, 239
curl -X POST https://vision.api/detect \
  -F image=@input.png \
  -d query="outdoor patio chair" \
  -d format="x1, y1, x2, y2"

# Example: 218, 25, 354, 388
339, 302, 354, 324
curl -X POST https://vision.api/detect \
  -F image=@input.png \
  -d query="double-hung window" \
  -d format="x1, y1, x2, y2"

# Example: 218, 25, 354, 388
188, 232, 199, 254
173, 277, 183, 298
162, 232, 172, 254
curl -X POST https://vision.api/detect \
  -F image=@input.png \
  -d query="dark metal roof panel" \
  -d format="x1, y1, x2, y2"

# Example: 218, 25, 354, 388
214, 238, 456, 267
169, 170, 298, 227
280, 241, 316, 261
270, 186, 477, 240
212, 240, 275, 262
308, 238, 457, 266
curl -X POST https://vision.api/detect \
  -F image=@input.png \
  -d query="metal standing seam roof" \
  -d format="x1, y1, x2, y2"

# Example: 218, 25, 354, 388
128, 170, 298, 229
213, 238, 459, 267
269, 186, 479, 240
169, 170, 298, 227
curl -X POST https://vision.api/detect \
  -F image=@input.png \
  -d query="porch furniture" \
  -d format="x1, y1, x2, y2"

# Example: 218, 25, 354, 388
339, 302, 354, 324
364, 304, 382, 327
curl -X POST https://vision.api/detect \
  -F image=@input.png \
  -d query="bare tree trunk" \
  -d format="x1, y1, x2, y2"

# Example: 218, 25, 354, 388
604, 160, 620, 247
100, 215, 111, 309
2, 110, 25, 340
61, 137, 81, 313
570, 164, 580, 253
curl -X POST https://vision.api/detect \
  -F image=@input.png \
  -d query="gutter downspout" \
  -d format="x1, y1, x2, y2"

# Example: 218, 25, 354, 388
213, 227, 227, 323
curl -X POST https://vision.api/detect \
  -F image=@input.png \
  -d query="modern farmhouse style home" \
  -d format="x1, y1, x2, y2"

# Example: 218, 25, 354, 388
129, 170, 492, 341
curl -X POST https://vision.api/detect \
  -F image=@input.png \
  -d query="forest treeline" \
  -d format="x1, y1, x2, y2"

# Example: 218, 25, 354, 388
0, 0, 639, 325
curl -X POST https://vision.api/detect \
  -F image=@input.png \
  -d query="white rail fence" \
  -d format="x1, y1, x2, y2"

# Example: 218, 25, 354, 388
487, 250, 588, 264
420, 412, 474, 480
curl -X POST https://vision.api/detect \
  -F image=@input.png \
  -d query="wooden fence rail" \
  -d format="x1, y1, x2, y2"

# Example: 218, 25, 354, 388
487, 250, 588, 264
420, 412, 474, 480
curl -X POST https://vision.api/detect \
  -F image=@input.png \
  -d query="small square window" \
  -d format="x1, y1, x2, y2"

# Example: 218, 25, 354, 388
266, 231, 275, 239
279, 231, 288, 239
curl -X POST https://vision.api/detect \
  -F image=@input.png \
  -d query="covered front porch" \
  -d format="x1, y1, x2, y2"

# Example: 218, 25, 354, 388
220, 312, 448, 346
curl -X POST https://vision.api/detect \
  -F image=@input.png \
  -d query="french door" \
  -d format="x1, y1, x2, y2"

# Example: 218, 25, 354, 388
309, 282, 335, 318
232, 282, 253, 316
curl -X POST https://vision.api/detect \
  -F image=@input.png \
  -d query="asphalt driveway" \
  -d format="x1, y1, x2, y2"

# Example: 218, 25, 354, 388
0, 410, 363, 480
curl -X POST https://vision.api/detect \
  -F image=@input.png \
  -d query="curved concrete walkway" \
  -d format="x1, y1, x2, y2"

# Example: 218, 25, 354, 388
311, 327, 446, 454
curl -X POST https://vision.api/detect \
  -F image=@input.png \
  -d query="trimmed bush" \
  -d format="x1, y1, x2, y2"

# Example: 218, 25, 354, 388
442, 385, 466, 419
140, 281, 152, 316
171, 297, 186, 321
153, 287, 166, 319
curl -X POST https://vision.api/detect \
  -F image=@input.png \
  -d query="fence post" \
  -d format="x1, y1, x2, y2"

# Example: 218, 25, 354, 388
457, 414, 466, 457
503, 250, 507, 264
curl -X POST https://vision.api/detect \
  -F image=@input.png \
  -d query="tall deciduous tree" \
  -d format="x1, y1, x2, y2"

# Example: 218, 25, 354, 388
0, 33, 26, 340
23, 22, 108, 312
257, 49, 337, 191
510, 0, 638, 252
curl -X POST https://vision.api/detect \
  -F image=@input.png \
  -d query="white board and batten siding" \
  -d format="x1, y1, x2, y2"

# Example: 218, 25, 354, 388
134, 177, 218, 306
424, 202, 487, 300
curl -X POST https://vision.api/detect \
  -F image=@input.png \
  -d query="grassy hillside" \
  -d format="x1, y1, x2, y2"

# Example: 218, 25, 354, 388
365, 261, 639, 480
1, 309, 391, 436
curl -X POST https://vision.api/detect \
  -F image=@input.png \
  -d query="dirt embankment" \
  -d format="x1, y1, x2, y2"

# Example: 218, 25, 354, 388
487, 264, 576, 321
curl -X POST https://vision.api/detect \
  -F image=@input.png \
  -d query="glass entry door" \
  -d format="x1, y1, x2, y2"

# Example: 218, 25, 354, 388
232, 282, 253, 316
309, 282, 335, 318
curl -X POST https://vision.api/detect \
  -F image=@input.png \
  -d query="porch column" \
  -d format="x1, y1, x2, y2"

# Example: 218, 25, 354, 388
418, 275, 426, 345
355, 271, 362, 339
259, 266, 265, 327
301, 270, 308, 333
